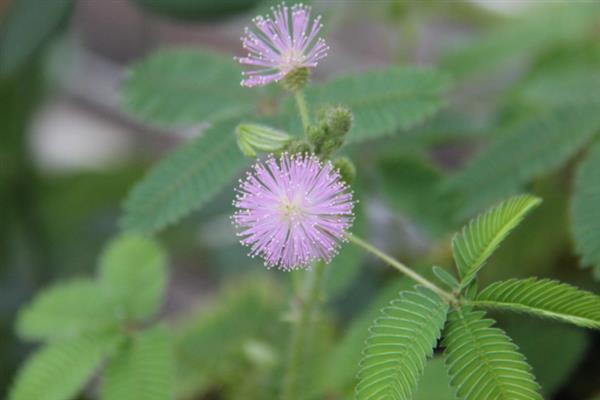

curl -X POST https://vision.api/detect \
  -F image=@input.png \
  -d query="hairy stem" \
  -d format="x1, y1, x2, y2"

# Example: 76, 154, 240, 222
282, 261, 326, 400
294, 90, 310, 133
348, 234, 455, 302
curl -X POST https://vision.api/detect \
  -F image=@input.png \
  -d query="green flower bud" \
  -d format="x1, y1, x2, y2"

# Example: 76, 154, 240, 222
327, 106, 353, 137
333, 157, 356, 184
285, 139, 312, 154
281, 67, 310, 92
236, 123, 291, 157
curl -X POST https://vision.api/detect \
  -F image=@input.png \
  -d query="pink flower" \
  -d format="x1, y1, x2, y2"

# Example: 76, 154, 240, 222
235, 3, 329, 87
233, 153, 354, 270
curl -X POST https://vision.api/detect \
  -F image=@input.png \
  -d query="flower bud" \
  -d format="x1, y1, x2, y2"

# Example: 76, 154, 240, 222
236, 123, 291, 157
281, 67, 310, 92
284, 139, 312, 154
327, 106, 353, 137
333, 157, 356, 184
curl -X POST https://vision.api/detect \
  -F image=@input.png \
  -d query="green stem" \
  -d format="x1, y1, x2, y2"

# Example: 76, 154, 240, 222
294, 90, 310, 133
347, 234, 455, 303
282, 261, 326, 400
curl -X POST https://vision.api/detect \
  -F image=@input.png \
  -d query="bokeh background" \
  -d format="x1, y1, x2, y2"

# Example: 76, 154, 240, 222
2, 0, 600, 399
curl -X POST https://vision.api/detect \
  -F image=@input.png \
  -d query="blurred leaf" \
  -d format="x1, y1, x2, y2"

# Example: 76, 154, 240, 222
443, 307, 542, 400
503, 316, 589, 397
0, 0, 73, 76
453, 195, 541, 291
9, 334, 120, 400
99, 235, 167, 321
443, 5, 599, 79
281, 67, 449, 142
473, 278, 600, 329
121, 118, 249, 232
356, 287, 448, 400
446, 103, 600, 218
134, 0, 260, 20
379, 155, 452, 237
102, 325, 175, 400
122, 50, 253, 126
413, 357, 456, 400
16, 279, 117, 341
175, 277, 283, 398
571, 141, 600, 279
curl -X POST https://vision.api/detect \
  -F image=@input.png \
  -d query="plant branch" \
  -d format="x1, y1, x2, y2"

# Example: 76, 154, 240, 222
281, 261, 326, 400
347, 234, 455, 303
294, 90, 310, 133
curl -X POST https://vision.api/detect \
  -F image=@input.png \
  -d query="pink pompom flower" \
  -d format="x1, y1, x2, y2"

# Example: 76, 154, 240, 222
233, 153, 354, 270
235, 3, 329, 87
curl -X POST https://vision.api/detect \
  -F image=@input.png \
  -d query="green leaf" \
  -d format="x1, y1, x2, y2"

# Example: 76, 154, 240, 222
99, 234, 167, 321
452, 195, 541, 291
472, 278, 600, 329
175, 277, 282, 398
102, 325, 174, 400
442, 5, 598, 79
16, 279, 117, 341
282, 67, 449, 143
443, 307, 542, 400
571, 141, 600, 279
121, 49, 253, 126
121, 118, 249, 232
432, 266, 459, 291
356, 287, 449, 400
134, 0, 259, 20
0, 0, 73, 76
9, 334, 120, 400
445, 103, 600, 218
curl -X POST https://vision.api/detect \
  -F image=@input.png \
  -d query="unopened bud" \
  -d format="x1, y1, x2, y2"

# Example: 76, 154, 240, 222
327, 106, 353, 137
284, 139, 312, 154
236, 123, 291, 157
281, 67, 310, 92
333, 157, 356, 184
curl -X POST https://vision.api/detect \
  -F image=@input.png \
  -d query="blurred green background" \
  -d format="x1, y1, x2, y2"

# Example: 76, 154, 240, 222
1, 0, 600, 399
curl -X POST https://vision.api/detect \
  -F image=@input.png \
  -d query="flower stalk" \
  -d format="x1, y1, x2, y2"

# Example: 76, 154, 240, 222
294, 90, 310, 133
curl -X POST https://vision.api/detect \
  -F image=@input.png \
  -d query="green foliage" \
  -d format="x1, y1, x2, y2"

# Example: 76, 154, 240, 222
16, 280, 117, 341
281, 67, 449, 143
432, 266, 459, 291
446, 103, 600, 218
175, 277, 283, 398
473, 278, 600, 329
452, 195, 541, 291
571, 141, 600, 279
102, 325, 175, 400
134, 0, 260, 20
413, 358, 456, 400
0, 0, 73, 76
122, 50, 253, 125
9, 334, 120, 400
442, 5, 598, 78
99, 234, 167, 321
356, 287, 448, 400
443, 307, 542, 400
121, 118, 249, 232
11, 235, 173, 400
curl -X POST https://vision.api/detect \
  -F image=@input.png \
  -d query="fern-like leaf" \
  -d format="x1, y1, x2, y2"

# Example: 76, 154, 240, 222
121, 118, 248, 232
121, 49, 253, 126
102, 325, 174, 400
443, 307, 542, 400
356, 286, 449, 400
452, 194, 541, 291
99, 234, 167, 322
571, 141, 600, 279
445, 103, 600, 218
16, 279, 117, 341
9, 334, 120, 400
280, 67, 449, 142
472, 278, 600, 329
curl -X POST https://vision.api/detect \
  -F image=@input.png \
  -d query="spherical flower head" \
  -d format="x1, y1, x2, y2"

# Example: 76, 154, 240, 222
233, 153, 354, 270
235, 3, 329, 88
